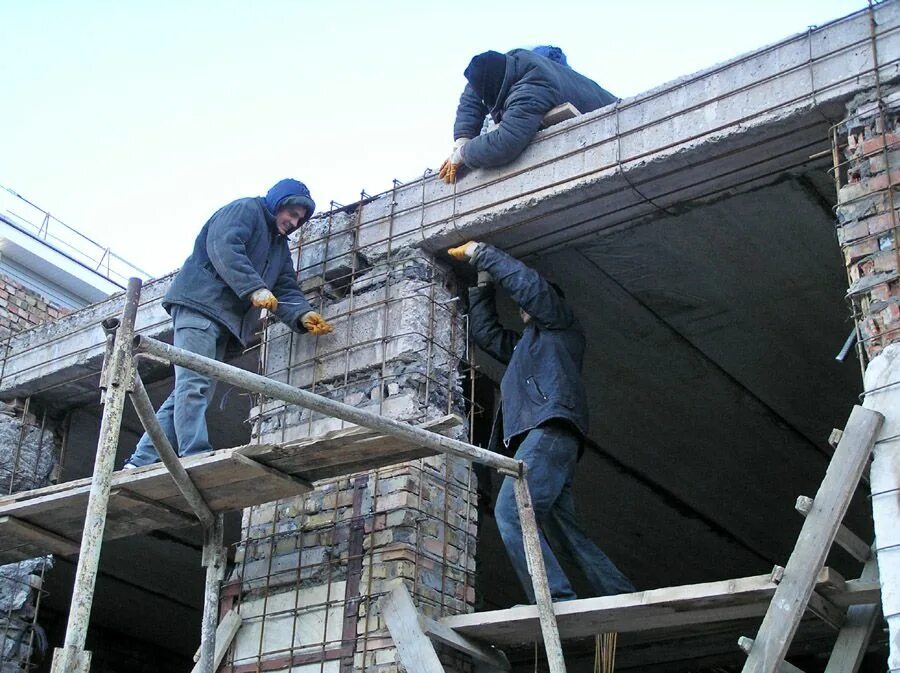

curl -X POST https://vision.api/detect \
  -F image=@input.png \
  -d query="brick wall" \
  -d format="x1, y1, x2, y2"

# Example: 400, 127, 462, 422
0, 274, 70, 340
836, 86, 900, 361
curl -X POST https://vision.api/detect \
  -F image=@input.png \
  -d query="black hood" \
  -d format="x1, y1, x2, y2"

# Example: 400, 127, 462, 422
464, 50, 508, 109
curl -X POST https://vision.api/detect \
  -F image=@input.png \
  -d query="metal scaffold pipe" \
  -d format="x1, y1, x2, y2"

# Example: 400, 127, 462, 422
132, 334, 522, 475
50, 277, 143, 673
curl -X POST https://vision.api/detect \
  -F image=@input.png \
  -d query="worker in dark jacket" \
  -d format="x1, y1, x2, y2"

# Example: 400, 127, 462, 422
124, 179, 333, 468
439, 48, 616, 183
449, 240, 634, 602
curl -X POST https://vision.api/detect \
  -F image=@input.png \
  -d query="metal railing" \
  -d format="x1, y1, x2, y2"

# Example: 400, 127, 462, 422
0, 185, 153, 288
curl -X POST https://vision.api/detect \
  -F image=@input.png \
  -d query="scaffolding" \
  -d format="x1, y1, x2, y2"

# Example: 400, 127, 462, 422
0, 276, 564, 673
0, 260, 890, 672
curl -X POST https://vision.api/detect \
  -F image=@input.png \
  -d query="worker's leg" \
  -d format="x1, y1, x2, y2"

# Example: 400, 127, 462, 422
126, 390, 177, 466
544, 480, 636, 596
171, 307, 228, 457
494, 424, 579, 602
124, 307, 226, 467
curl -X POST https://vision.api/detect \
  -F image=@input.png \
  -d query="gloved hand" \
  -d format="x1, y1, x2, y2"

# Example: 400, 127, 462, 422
301, 311, 334, 336
438, 138, 469, 184
447, 241, 480, 262
251, 288, 278, 311
477, 271, 492, 286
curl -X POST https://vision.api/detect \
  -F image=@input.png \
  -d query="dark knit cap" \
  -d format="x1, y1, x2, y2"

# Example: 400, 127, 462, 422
464, 50, 508, 109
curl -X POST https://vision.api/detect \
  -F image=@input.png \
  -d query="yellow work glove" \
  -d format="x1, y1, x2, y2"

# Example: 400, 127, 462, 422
301, 311, 334, 336
447, 241, 480, 262
438, 138, 469, 184
250, 288, 278, 311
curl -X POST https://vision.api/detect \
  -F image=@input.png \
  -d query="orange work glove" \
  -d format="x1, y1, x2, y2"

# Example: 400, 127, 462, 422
447, 241, 480, 262
250, 288, 278, 311
438, 138, 469, 184
301, 311, 334, 336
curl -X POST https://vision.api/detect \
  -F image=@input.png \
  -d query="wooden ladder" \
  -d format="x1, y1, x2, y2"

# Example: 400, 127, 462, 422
740, 405, 884, 673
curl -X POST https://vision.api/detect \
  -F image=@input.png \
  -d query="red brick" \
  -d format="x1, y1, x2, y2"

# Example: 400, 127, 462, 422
865, 212, 900, 237
870, 281, 900, 302
860, 133, 900, 157
863, 169, 900, 194
843, 238, 880, 265
838, 220, 869, 244
882, 302, 900, 324
874, 251, 899, 274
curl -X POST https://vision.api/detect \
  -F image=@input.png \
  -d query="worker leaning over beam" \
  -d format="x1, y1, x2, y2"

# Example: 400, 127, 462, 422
439, 45, 617, 184
449, 240, 634, 603
123, 179, 333, 469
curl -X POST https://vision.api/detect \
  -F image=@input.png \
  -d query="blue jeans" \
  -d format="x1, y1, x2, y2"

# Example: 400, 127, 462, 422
126, 306, 229, 467
494, 423, 635, 602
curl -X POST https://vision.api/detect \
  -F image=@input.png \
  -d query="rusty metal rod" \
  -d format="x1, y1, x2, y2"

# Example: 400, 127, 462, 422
132, 334, 522, 474
50, 277, 142, 673
127, 368, 216, 529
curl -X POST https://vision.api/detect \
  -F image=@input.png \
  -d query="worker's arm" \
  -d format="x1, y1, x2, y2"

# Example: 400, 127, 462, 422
472, 244, 574, 330
468, 281, 519, 365
453, 84, 490, 141
461, 79, 557, 169
205, 201, 269, 299
271, 250, 313, 329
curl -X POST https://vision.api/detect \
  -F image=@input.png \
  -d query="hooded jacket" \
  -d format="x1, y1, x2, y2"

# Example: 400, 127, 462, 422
453, 49, 617, 169
164, 180, 315, 346
467, 245, 589, 447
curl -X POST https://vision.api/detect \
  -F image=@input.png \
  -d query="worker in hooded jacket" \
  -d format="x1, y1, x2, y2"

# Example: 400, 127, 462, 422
439, 46, 616, 183
449, 240, 634, 603
124, 179, 333, 468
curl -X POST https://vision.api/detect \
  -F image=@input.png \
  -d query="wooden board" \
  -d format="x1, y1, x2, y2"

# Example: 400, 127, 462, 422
237, 414, 462, 481
541, 102, 581, 128
440, 570, 847, 647
0, 414, 462, 563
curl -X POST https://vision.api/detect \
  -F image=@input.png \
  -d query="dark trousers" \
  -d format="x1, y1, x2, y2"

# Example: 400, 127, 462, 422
494, 422, 635, 602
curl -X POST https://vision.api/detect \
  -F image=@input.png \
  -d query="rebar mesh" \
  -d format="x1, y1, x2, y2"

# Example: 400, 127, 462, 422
220, 191, 478, 672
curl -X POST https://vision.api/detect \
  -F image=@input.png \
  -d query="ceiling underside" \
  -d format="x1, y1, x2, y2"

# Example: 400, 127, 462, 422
475, 173, 868, 615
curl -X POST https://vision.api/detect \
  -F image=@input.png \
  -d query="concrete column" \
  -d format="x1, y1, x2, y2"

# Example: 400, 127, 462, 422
223, 215, 477, 673
837, 87, 900, 669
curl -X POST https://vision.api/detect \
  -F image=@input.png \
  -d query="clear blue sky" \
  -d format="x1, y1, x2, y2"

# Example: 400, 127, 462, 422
1, 0, 866, 277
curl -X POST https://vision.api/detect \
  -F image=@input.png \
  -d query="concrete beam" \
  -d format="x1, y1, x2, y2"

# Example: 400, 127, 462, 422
0, 274, 174, 403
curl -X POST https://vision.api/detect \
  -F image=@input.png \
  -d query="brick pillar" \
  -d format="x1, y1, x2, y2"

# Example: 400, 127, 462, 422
837, 87, 900, 670
0, 275, 67, 672
222, 212, 476, 673
836, 87, 900, 361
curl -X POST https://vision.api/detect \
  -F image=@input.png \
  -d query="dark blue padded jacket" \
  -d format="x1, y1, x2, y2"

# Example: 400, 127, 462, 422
468, 245, 589, 445
164, 187, 314, 346
454, 48, 616, 169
